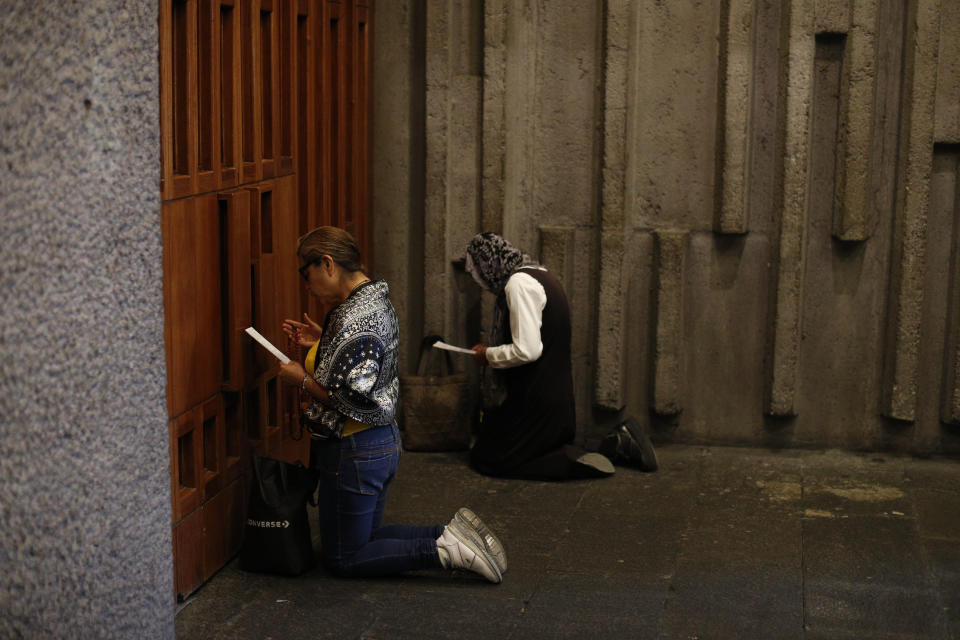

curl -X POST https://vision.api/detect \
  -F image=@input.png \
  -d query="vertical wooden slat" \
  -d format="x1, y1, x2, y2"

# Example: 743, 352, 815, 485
173, 506, 204, 598
201, 476, 246, 581
163, 199, 198, 416
160, 0, 173, 199
265, 375, 283, 453
198, 0, 220, 193
222, 391, 246, 482
353, 3, 370, 258
173, 407, 203, 520
241, 0, 263, 183
247, 183, 281, 379
219, 189, 252, 390
200, 396, 225, 500
163, 196, 222, 417
162, 0, 199, 198
323, 0, 348, 228
273, 175, 300, 328
260, 0, 278, 177
279, 0, 296, 174
220, 0, 242, 187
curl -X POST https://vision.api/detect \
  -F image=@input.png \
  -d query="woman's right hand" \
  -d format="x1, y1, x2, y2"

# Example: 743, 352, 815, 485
282, 313, 322, 348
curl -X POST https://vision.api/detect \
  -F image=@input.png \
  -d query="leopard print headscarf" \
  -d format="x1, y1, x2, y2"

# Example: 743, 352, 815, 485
463, 232, 538, 296
464, 232, 541, 347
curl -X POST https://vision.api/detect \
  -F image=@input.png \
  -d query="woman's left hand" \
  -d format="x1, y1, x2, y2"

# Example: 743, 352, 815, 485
472, 343, 489, 365
278, 361, 308, 385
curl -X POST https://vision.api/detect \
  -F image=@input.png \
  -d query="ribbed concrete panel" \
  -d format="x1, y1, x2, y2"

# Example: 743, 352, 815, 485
620, 230, 656, 425
482, 0, 506, 233
881, 0, 942, 421
630, 1, 721, 231
424, 0, 484, 345
834, 0, 879, 241
683, 233, 772, 443
501, 0, 538, 245
538, 226, 577, 298
716, 0, 755, 234
653, 231, 687, 416
377, 0, 960, 453
423, 0, 451, 338
372, 0, 425, 372
934, 0, 960, 144
594, 0, 631, 411
595, 232, 626, 411
933, 151, 960, 424
815, 0, 851, 31
767, 0, 815, 417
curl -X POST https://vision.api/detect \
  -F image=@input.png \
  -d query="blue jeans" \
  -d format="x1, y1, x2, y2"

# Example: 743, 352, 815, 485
310, 422, 444, 577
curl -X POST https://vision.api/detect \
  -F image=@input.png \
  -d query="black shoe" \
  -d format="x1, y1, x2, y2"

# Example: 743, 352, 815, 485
599, 417, 659, 472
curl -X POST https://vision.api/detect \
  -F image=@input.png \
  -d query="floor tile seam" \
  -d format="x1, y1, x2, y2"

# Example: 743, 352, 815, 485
908, 485, 953, 638
906, 488, 960, 503
801, 455, 809, 639
656, 447, 710, 638
514, 484, 595, 632
803, 578, 944, 595
919, 533, 960, 543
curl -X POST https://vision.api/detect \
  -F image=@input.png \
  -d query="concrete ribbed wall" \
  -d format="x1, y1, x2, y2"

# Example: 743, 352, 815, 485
0, 2, 173, 637
376, 0, 960, 454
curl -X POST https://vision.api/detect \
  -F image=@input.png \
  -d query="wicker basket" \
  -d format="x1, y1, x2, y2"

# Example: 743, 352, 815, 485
398, 336, 475, 451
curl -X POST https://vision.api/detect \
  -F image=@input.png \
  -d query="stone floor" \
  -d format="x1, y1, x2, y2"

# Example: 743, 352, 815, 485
174, 444, 960, 639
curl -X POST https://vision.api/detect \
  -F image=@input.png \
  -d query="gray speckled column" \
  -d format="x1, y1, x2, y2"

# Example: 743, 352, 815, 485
0, 3, 173, 638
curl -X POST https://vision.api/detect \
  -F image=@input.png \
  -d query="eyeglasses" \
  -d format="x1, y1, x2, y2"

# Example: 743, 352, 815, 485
298, 261, 317, 281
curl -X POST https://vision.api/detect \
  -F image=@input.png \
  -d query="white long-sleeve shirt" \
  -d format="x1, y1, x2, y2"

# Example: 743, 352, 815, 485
485, 271, 547, 369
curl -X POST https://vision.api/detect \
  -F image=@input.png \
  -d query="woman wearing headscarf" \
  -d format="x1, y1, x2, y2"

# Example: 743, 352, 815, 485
463, 232, 656, 479
278, 226, 507, 582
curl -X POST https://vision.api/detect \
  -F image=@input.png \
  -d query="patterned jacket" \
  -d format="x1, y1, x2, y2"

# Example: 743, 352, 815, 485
302, 280, 399, 437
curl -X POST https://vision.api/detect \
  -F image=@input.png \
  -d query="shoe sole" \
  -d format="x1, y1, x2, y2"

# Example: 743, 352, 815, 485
448, 521, 503, 584
575, 452, 615, 475
455, 508, 508, 574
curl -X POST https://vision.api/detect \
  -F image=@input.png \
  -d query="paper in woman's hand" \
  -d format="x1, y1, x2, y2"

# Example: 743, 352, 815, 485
431, 340, 476, 355
245, 327, 291, 364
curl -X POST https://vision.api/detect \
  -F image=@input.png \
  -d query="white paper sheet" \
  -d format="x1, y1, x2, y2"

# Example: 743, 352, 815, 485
431, 340, 476, 355
245, 327, 291, 364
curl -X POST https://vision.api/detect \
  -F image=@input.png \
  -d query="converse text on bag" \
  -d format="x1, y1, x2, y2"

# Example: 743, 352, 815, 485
247, 519, 291, 528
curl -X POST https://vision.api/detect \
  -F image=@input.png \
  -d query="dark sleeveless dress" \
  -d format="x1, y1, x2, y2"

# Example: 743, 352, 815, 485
470, 268, 577, 477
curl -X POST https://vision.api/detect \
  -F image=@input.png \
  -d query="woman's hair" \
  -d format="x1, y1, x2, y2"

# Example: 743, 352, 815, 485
297, 226, 366, 273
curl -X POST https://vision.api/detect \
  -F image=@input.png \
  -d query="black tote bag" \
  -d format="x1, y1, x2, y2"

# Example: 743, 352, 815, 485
239, 455, 318, 576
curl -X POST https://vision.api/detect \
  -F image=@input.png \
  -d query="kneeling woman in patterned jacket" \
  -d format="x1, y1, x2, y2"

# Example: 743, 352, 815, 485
278, 226, 506, 582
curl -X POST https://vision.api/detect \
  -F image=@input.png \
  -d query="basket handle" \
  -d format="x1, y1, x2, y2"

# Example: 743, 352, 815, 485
417, 335, 454, 376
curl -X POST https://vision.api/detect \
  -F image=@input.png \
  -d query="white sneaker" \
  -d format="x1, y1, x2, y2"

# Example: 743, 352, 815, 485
453, 507, 508, 574
437, 521, 503, 583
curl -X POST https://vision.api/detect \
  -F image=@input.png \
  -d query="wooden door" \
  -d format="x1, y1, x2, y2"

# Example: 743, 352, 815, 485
159, 0, 373, 600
